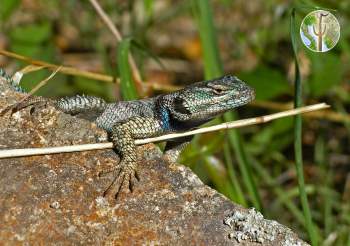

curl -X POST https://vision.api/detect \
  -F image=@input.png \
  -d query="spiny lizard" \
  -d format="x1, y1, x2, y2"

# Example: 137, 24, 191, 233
0, 69, 255, 199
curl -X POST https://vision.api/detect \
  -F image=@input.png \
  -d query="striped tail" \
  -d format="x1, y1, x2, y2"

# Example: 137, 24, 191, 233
1, 68, 108, 121
55, 95, 107, 116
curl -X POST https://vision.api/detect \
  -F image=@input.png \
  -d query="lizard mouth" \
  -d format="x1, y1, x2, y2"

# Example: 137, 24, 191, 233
245, 88, 256, 102
230, 87, 255, 107
240, 84, 255, 101
205, 87, 255, 108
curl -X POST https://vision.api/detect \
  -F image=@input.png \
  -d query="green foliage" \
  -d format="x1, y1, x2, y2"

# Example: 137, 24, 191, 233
192, 0, 262, 211
2, 1, 350, 244
191, 0, 223, 79
74, 77, 114, 100
224, 112, 262, 211
9, 22, 53, 59
8, 22, 56, 92
143, 0, 154, 17
223, 145, 247, 206
308, 52, 343, 97
10, 22, 52, 44
239, 67, 291, 100
117, 39, 139, 101
247, 118, 294, 155
0, 0, 21, 21
291, 9, 318, 246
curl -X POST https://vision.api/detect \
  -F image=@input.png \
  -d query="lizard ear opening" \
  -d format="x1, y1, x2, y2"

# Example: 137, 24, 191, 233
173, 97, 191, 115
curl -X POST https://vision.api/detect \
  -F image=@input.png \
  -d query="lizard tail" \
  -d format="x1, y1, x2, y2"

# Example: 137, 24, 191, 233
0, 68, 26, 93
1, 68, 107, 120
55, 95, 107, 115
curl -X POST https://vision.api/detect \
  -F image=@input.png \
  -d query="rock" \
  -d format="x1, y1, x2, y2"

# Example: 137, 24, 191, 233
0, 75, 308, 245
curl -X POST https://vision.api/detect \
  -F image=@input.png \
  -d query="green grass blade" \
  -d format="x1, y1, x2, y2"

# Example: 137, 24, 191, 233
203, 156, 236, 198
0, 0, 21, 21
143, 0, 154, 17
191, 0, 262, 211
224, 112, 263, 211
131, 39, 166, 70
117, 38, 139, 100
191, 0, 222, 78
224, 144, 247, 206
251, 157, 306, 226
314, 135, 333, 237
290, 8, 318, 245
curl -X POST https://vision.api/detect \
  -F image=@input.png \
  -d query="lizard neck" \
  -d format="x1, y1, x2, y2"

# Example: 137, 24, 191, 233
156, 95, 212, 132
157, 104, 172, 132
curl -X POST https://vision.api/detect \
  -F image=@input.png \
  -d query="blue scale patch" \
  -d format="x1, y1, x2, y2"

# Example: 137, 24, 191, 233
160, 106, 171, 131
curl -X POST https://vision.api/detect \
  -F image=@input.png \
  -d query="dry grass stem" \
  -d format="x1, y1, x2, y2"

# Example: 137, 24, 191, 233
0, 49, 180, 92
15, 66, 61, 105
88, 0, 142, 85
0, 67, 61, 116
0, 103, 329, 159
251, 100, 350, 123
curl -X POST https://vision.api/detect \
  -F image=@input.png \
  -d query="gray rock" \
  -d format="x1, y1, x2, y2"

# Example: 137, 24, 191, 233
0, 76, 308, 245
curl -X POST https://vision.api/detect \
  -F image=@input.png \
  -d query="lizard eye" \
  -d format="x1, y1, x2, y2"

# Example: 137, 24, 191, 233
207, 82, 227, 95
213, 88, 224, 95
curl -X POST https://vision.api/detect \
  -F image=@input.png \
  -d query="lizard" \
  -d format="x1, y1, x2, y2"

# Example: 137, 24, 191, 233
0, 69, 255, 199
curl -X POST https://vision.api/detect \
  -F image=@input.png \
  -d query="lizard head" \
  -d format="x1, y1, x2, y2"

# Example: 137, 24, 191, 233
168, 75, 255, 122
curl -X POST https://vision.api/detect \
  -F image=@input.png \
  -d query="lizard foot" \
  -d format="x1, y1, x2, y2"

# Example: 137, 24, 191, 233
102, 162, 140, 199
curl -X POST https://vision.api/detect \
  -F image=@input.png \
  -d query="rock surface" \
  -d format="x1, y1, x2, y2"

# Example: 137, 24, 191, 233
0, 75, 308, 245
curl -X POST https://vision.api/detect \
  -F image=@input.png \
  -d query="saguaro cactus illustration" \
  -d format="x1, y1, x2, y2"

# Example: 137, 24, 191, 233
300, 10, 340, 52
312, 12, 329, 52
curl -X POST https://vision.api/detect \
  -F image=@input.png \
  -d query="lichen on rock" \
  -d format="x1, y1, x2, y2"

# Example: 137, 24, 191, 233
224, 208, 309, 245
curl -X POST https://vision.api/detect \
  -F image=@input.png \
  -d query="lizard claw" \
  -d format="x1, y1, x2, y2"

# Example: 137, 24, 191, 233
98, 165, 121, 177
103, 163, 139, 199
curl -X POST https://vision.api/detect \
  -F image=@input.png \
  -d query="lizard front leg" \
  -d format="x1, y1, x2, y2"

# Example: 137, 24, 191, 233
103, 116, 163, 199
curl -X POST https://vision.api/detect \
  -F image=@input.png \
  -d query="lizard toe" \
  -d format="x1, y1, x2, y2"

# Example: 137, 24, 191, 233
128, 169, 139, 192
103, 163, 138, 199
103, 172, 123, 198
98, 165, 121, 177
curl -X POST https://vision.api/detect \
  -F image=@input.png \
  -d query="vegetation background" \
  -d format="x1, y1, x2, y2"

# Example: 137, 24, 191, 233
0, 0, 349, 245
